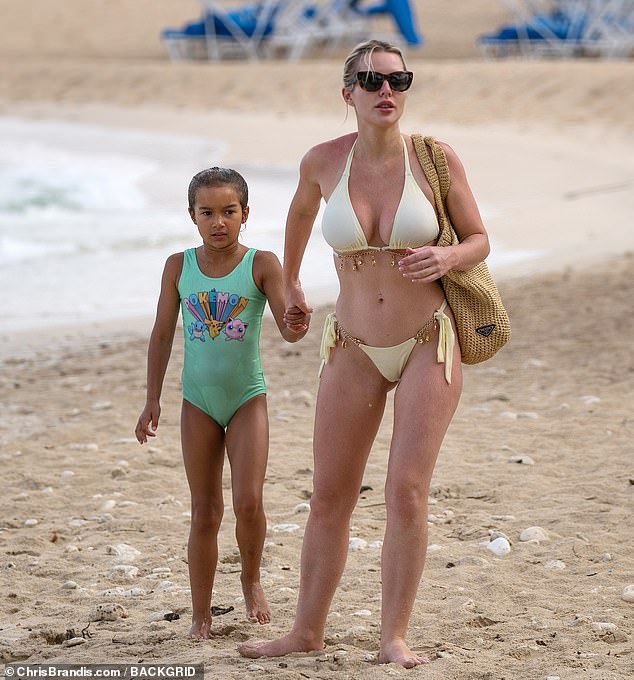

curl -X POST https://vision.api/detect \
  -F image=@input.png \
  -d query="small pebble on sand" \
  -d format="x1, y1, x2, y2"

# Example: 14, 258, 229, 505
271, 523, 300, 533
107, 543, 141, 562
348, 538, 367, 552
486, 537, 511, 557
90, 602, 129, 621
520, 526, 549, 542
24, 518, 39, 527
109, 564, 139, 580
591, 622, 617, 632
622, 584, 634, 602
544, 560, 566, 571
69, 442, 98, 451
62, 637, 86, 647
508, 455, 536, 465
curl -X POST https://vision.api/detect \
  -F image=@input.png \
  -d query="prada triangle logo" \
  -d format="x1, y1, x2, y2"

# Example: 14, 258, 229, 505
476, 324, 496, 337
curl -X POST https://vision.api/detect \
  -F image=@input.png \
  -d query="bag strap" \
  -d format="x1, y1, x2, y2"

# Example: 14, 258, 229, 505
412, 133, 457, 249
411, 133, 450, 204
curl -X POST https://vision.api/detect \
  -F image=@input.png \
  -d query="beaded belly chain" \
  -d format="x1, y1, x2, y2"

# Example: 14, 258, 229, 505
336, 248, 408, 271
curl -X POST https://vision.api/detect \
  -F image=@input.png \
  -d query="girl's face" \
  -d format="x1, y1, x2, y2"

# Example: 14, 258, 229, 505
189, 184, 248, 251
344, 50, 409, 127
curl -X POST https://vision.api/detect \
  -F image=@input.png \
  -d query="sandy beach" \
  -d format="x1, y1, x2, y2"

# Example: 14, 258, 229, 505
1, 1, 634, 678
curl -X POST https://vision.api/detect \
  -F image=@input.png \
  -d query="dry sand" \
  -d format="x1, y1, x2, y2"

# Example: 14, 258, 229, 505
1, 1, 634, 677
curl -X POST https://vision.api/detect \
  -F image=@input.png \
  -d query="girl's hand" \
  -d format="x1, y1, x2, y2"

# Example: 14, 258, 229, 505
398, 246, 456, 283
135, 400, 160, 444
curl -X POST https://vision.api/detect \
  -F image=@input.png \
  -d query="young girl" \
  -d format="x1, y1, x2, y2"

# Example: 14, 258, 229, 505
135, 167, 309, 640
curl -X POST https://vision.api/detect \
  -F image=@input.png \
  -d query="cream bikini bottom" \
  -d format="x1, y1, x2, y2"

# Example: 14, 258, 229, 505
319, 300, 455, 384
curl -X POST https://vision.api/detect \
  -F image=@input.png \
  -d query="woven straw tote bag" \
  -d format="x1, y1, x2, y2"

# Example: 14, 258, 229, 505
412, 134, 510, 364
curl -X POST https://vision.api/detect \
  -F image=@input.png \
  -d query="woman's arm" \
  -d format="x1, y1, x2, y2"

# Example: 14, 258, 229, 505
255, 251, 309, 343
441, 141, 490, 270
135, 253, 182, 443
399, 142, 490, 282
283, 148, 323, 326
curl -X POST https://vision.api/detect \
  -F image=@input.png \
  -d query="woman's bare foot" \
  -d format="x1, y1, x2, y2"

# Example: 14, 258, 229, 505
378, 638, 431, 668
238, 632, 324, 659
242, 582, 271, 624
188, 618, 212, 640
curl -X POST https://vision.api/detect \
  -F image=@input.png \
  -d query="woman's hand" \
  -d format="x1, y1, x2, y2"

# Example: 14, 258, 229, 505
398, 246, 457, 283
284, 284, 313, 331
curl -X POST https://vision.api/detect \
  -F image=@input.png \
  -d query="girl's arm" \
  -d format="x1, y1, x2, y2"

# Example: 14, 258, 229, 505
255, 250, 309, 343
135, 253, 182, 443
399, 142, 490, 283
283, 148, 323, 328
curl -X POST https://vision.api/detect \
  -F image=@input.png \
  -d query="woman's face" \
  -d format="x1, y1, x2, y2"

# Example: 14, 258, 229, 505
344, 50, 409, 128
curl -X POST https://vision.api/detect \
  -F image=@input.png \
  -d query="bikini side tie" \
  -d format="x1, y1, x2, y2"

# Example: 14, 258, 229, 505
319, 312, 337, 377
434, 301, 455, 384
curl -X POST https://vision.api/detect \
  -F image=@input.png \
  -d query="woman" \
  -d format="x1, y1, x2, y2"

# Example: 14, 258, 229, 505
240, 39, 490, 668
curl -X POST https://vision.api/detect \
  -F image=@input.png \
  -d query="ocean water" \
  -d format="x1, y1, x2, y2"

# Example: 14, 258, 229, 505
0, 117, 337, 333
0, 117, 533, 334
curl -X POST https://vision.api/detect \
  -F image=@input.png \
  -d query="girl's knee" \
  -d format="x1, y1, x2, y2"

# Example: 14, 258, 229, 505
190, 499, 224, 532
233, 495, 263, 523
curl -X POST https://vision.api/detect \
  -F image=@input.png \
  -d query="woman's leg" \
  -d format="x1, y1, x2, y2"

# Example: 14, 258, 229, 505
239, 344, 389, 657
225, 394, 271, 624
181, 400, 226, 640
378, 340, 462, 667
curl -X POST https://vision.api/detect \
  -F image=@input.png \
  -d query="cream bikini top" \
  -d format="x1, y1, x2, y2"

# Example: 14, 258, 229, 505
321, 136, 439, 254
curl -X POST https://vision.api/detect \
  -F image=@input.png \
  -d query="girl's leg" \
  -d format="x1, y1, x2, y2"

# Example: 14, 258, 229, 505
181, 400, 226, 640
378, 341, 462, 667
239, 345, 389, 658
225, 394, 271, 624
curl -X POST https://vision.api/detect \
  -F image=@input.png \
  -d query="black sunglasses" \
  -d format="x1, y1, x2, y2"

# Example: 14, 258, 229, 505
353, 71, 414, 92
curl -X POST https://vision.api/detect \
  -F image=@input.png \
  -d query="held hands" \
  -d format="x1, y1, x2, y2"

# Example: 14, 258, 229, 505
398, 246, 456, 283
283, 284, 313, 333
135, 400, 160, 444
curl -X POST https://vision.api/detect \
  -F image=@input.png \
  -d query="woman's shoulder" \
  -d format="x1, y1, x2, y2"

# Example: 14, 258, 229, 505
424, 138, 458, 163
302, 133, 357, 167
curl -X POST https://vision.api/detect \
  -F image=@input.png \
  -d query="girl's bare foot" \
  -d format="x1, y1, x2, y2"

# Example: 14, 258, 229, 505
188, 618, 212, 640
242, 582, 271, 624
378, 638, 431, 668
238, 632, 324, 658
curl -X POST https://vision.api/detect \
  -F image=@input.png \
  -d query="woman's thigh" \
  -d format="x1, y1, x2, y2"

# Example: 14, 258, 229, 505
313, 344, 390, 504
387, 336, 462, 488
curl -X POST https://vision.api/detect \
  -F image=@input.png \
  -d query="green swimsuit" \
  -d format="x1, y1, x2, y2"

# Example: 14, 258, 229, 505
178, 247, 266, 427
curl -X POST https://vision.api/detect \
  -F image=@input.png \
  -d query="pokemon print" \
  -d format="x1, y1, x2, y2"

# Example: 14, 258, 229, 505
184, 289, 250, 342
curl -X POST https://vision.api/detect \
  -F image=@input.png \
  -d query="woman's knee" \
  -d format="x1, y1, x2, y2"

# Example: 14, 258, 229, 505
384, 480, 429, 521
309, 487, 357, 523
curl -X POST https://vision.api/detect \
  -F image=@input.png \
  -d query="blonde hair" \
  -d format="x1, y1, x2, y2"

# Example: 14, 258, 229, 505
343, 39, 407, 92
